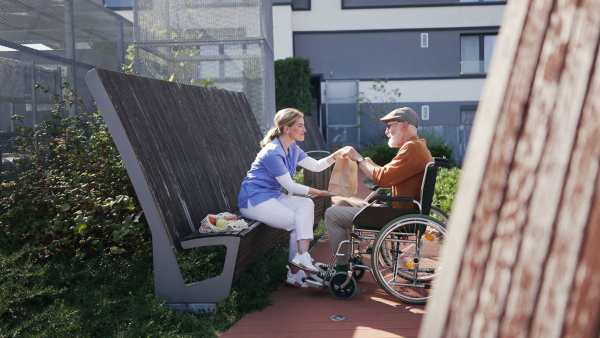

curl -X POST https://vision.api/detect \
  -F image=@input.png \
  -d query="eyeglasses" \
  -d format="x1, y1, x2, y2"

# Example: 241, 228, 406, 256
386, 121, 400, 130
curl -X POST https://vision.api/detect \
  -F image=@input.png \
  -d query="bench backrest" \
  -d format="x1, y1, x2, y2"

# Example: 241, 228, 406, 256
87, 68, 262, 250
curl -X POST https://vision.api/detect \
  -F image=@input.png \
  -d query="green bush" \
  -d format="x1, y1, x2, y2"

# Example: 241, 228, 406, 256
433, 167, 461, 214
360, 132, 455, 167
359, 141, 398, 166
0, 81, 148, 257
0, 242, 292, 337
420, 132, 454, 164
275, 57, 312, 115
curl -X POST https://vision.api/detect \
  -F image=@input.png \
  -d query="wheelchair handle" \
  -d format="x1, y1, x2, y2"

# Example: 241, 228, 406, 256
433, 157, 453, 169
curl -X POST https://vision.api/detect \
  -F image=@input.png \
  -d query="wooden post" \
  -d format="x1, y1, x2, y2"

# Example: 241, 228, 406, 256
421, 0, 600, 337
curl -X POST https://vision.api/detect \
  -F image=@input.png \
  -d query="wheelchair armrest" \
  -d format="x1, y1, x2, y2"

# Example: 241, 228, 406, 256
367, 195, 414, 204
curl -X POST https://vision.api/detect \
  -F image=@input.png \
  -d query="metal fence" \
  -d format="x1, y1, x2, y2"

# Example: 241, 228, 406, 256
419, 124, 472, 166
133, 0, 275, 132
0, 0, 133, 167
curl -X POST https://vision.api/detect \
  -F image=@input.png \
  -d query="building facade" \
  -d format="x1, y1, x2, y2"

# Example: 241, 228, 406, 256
273, 0, 506, 163
103, 0, 506, 164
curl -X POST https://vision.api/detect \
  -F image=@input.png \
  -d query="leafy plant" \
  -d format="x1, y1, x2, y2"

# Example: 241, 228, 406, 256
359, 140, 398, 166
433, 167, 461, 214
420, 132, 454, 164
360, 133, 455, 167
0, 80, 148, 257
354, 79, 403, 145
0, 242, 291, 337
275, 57, 313, 115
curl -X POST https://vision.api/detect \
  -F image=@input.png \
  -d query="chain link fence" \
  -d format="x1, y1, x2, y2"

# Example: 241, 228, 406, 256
134, 0, 275, 132
0, 0, 133, 172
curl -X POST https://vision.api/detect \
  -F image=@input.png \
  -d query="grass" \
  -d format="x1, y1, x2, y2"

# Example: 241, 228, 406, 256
0, 219, 328, 337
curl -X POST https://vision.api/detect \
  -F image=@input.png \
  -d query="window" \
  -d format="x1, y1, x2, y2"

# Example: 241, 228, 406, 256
197, 44, 247, 79
460, 0, 506, 2
461, 106, 477, 124
421, 33, 429, 48
292, 0, 311, 10
421, 105, 430, 121
461, 34, 497, 75
104, 0, 132, 10
200, 61, 220, 78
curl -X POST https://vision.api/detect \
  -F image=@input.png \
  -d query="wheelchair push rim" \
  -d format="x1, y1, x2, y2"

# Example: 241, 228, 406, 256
370, 214, 447, 305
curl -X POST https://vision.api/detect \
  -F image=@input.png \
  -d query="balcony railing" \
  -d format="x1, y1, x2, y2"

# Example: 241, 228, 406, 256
460, 60, 489, 75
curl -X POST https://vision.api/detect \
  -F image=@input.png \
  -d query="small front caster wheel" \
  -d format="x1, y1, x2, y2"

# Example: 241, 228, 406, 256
329, 272, 357, 300
352, 258, 366, 281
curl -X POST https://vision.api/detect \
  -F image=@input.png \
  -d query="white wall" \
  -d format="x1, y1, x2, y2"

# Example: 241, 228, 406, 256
359, 78, 486, 103
290, 2, 505, 32
112, 9, 133, 22
272, 5, 294, 60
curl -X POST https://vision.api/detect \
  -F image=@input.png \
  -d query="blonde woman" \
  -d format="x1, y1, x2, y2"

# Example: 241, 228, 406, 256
238, 108, 344, 288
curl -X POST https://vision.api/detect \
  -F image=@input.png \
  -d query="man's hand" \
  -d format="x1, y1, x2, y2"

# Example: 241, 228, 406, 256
339, 146, 362, 161
333, 146, 355, 160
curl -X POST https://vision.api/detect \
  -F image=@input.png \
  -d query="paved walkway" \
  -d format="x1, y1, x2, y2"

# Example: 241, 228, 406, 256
220, 171, 426, 338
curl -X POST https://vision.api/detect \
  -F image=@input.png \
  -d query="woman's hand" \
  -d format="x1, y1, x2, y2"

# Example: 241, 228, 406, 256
315, 189, 335, 197
340, 146, 361, 161
320, 190, 335, 197
333, 146, 354, 160
307, 187, 335, 197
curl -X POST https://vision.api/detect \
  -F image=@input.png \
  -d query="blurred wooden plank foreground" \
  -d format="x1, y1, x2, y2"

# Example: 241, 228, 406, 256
421, 0, 600, 337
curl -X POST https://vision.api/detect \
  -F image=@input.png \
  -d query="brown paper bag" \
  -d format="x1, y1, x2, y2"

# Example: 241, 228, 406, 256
327, 157, 358, 197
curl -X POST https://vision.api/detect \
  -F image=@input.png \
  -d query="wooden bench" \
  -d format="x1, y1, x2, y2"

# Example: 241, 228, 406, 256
85, 68, 325, 311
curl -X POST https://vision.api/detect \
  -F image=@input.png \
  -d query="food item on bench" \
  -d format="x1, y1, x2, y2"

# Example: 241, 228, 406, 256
216, 218, 227, 227
200, 212, 248, 232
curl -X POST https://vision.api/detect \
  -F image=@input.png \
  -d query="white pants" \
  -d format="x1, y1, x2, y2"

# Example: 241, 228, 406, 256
240, 194, 314, 260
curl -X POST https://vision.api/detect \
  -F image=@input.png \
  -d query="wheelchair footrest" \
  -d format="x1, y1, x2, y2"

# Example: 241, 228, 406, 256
304, 277, 323, 289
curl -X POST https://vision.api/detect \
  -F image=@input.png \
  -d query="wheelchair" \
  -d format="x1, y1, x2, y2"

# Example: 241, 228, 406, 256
305, 158, 453, 304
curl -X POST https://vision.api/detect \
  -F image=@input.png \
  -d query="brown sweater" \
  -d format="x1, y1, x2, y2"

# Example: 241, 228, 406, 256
371, 136, 434, 209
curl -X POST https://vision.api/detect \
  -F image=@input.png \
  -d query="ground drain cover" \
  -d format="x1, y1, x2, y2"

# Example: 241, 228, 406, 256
330, 315, 347, 321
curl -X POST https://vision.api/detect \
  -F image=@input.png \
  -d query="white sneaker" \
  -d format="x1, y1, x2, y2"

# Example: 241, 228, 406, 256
290, 252, 319, 273
309, 266, 336, 286
285, 265, 308, 288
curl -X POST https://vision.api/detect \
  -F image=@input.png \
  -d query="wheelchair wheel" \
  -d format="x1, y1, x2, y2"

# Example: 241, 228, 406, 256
430, 206, 449, 224
371, 215, 447, 304
329, 272, 357, 300
352, 257, 366, 281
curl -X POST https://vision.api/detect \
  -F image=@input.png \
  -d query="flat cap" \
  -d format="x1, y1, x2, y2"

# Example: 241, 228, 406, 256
380, 107, 419, 128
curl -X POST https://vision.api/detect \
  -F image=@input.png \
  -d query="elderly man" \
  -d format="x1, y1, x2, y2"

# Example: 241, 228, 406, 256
312, 107, 433, 284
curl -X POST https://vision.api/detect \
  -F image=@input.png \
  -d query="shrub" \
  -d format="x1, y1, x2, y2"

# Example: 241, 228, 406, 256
360, 132, 455, 167
0, 80, 149, 257
420, 132, 454, 164
354, 79, 403, 145
275, 57, 312, 115
0, 244, 290, 337
359, 140, 397, 166
433, 167, 461, 214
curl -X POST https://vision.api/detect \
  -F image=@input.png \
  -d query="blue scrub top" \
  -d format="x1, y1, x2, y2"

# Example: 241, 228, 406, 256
238, 137, 308, 208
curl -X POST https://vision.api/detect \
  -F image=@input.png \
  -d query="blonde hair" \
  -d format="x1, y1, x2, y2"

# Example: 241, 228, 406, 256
260, 108, 304, 147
